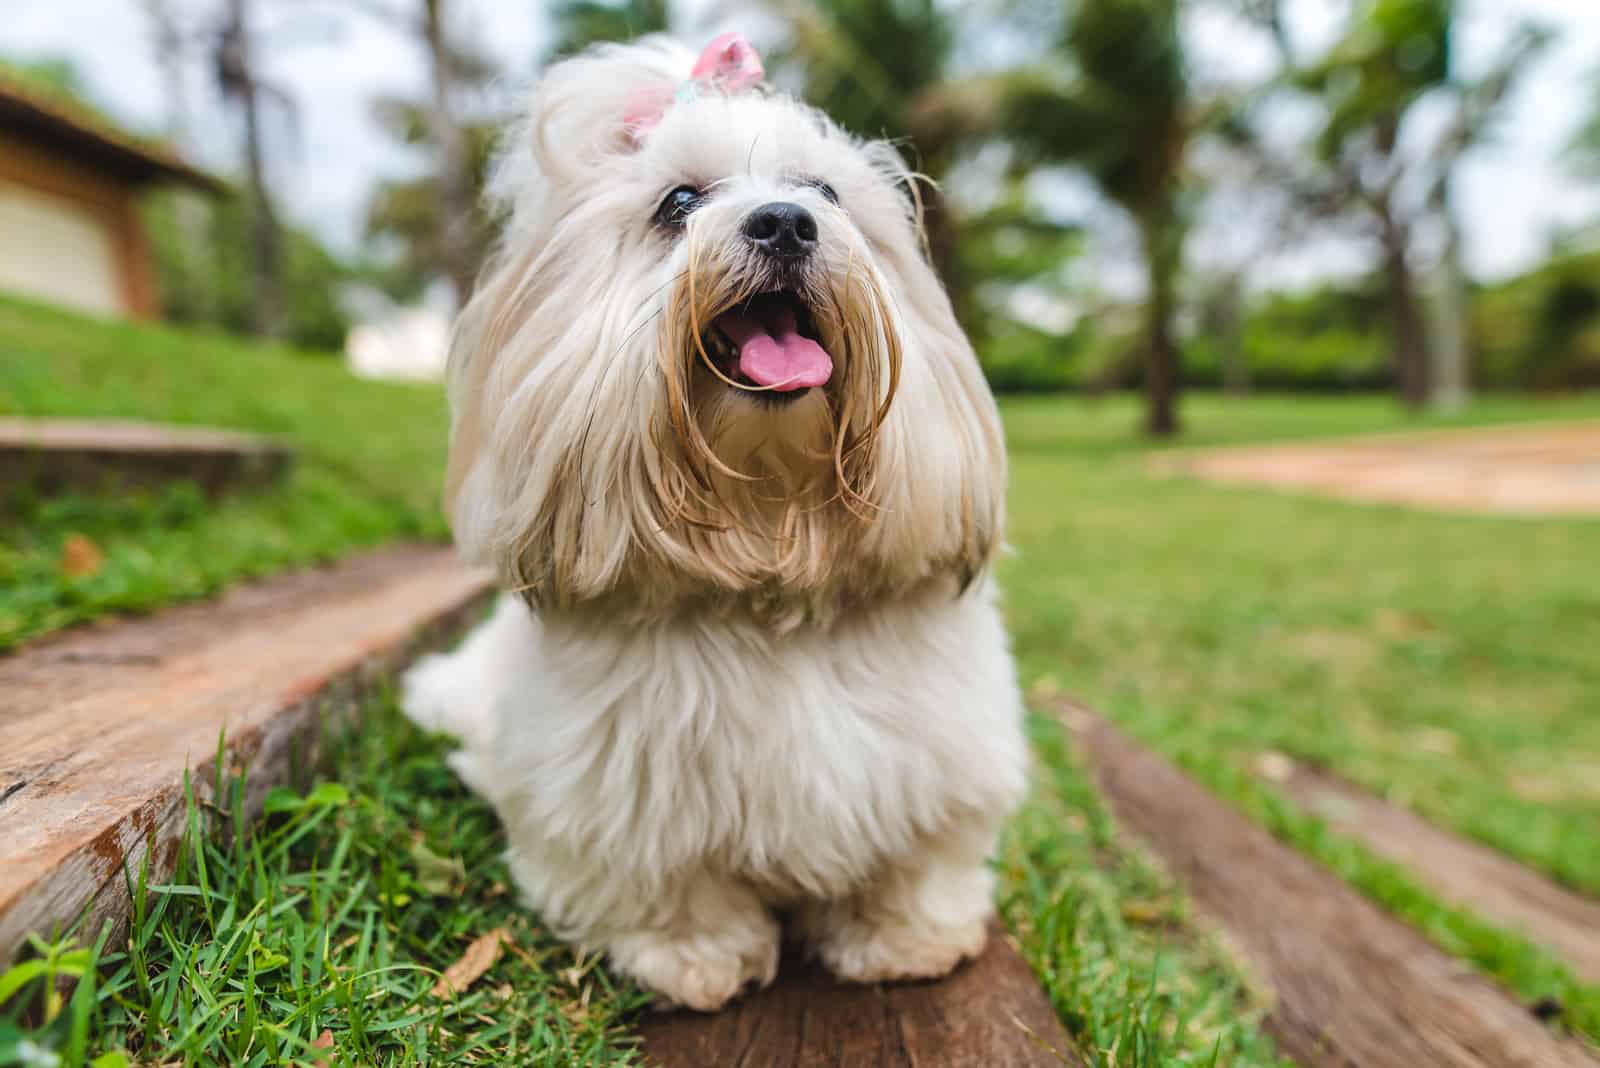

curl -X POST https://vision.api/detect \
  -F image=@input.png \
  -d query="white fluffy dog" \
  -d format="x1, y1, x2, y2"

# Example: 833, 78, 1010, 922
402, 32, 1027, 1012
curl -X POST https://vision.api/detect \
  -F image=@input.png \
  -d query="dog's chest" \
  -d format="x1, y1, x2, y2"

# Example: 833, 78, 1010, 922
532, 588, 1025, 899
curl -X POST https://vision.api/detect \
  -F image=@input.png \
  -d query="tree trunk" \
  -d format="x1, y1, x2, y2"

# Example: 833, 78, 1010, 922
147, 0, 213, 323
423, 0, 476, 310
1430, 175, 1469, 411
1379, 210, 1429, 409
223, 0, 284, 338
241, 84, 284, 338
1138, 210, 1181, 437
1213, 272, 1249, 395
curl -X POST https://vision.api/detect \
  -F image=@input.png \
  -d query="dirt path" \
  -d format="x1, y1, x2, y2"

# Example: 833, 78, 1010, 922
1270, 761, 1600, 982
1057, 701, 1600, 1068
1154, 421, 1600, 515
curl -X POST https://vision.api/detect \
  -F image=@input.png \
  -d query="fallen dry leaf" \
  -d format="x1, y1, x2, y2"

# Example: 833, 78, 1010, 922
311, 1028, 334, 1066
409, 838, 467, 896
60, 533, 104, 579
432, 928, 510, 998
1255, 750, 1295, 783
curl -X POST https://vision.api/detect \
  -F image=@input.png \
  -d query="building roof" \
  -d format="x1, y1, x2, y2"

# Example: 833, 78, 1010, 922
0, 70, 223, 193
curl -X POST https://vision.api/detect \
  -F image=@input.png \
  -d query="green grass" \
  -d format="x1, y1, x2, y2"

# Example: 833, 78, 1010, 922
0, 295, 449, 650
1000, 391, 1600, 1042
3, 692, 651, 1068
1, 695, 1291, 1067
999, 714, 1291, 1067
6, 292, 1597, 1061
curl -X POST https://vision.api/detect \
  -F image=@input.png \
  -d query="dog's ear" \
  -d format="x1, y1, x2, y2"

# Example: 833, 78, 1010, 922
523, 38, 693, 181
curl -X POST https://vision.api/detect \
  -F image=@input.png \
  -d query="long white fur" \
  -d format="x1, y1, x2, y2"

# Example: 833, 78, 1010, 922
403, 36, 1027, 1011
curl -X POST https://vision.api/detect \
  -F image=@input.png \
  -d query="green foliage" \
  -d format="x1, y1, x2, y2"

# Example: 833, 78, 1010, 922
1000, 713, 1292, 1066
0, 693, 649, 1066
1003, 392, 1600, 1038
1568, 66, 1600, 177
0, 684, 1294, 1066
770, 0, 954, 151
1297, 0, 1452, 161
1473, 250, 1600, 389
364, 116, 502, 303
144, 188, 356, 353
0, 295, 448, 649
1009, 0, 1188, 214
548, 0, 669, 58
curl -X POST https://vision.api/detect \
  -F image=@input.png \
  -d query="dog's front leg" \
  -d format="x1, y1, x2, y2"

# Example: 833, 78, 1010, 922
602, 869, 781, 1012
798, 818, 996, 984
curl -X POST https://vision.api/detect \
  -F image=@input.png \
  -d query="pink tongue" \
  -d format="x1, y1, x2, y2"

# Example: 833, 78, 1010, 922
718, 304, 832, 391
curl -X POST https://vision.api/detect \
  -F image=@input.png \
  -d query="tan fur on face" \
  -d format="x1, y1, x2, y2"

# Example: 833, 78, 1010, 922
444, 40, 1004, 623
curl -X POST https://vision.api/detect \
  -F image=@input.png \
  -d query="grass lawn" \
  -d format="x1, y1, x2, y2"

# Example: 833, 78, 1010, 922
1, 694, 1291, 1067
5, 295, 1597, 1064
1001, 391, 1600, 1041
0, 295, 449, 651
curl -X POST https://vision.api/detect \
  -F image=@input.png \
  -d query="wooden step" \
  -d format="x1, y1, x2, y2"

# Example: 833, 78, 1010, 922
0, 417, 294, 501
640, 925, 1081, 1068
1269, 760, 1600, 982
1055, 700, 1600, 1068
0, 545, 493, 961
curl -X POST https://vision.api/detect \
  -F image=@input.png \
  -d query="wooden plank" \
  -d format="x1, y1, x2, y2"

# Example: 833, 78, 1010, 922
0, 545, 493, 961
1267, 761, 1600, 982
640, 925, 1082, 1068
0, 417, 293, 501
1056, 701, 1600, 1068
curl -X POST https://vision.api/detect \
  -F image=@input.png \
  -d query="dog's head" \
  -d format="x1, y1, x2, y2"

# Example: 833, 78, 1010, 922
448, 35, 1005, 619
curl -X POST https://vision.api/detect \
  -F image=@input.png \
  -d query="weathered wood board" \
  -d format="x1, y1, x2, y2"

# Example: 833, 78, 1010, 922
0, 545, 493, 961
1058, 701, 1600, 1068
0, 417, 294, 501
640, 925, 1082, 1068
1272, 761, 1600, 983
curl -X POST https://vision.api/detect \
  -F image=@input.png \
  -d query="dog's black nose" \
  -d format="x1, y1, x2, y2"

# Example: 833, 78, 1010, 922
741, 201, 818, 258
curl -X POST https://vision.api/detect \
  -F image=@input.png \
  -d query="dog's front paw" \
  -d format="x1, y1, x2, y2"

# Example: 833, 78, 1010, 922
610, 921, 780, 1012
815, 914, 988, 984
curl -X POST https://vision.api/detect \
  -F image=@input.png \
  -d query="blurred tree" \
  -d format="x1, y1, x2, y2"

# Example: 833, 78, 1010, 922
145, 189, 356, 351
1005, 0, 1194, 436
143, 0, 214, 325
765, 0, 1082, 363
364, 98, 501, 302
214, 0, 294, 339
420, 0, 479, 307
1291, 0, 1547, 409
1566, 65, 1600, 178
766, 0, 965, 300
315, 0, 504, 309
548, 0, 669, 57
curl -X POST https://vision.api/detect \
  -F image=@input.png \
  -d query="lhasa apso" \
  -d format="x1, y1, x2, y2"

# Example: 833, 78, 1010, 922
403, 32, 1026, 1011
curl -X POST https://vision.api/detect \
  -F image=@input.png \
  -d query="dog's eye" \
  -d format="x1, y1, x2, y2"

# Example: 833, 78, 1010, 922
805, 179, 839, 205
655, 185, 705, 228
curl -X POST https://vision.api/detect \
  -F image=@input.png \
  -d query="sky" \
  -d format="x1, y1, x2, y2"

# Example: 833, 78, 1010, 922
8, 0, 1600, 292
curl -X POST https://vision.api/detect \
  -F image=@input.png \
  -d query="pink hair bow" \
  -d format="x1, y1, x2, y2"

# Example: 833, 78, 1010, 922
623, 32, 765, 141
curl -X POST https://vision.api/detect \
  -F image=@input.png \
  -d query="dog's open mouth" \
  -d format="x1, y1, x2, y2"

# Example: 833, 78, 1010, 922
701, 291, 832, 396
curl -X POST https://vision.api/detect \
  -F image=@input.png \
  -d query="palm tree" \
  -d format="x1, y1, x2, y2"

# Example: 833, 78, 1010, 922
765, 0, 972, 303
1294, 0, 1548, 409
1005, 0, 1192, 436
767, 0, 1095, 352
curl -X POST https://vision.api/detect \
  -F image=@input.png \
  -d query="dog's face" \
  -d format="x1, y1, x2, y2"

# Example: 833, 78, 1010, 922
447, 39, 1005, 619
